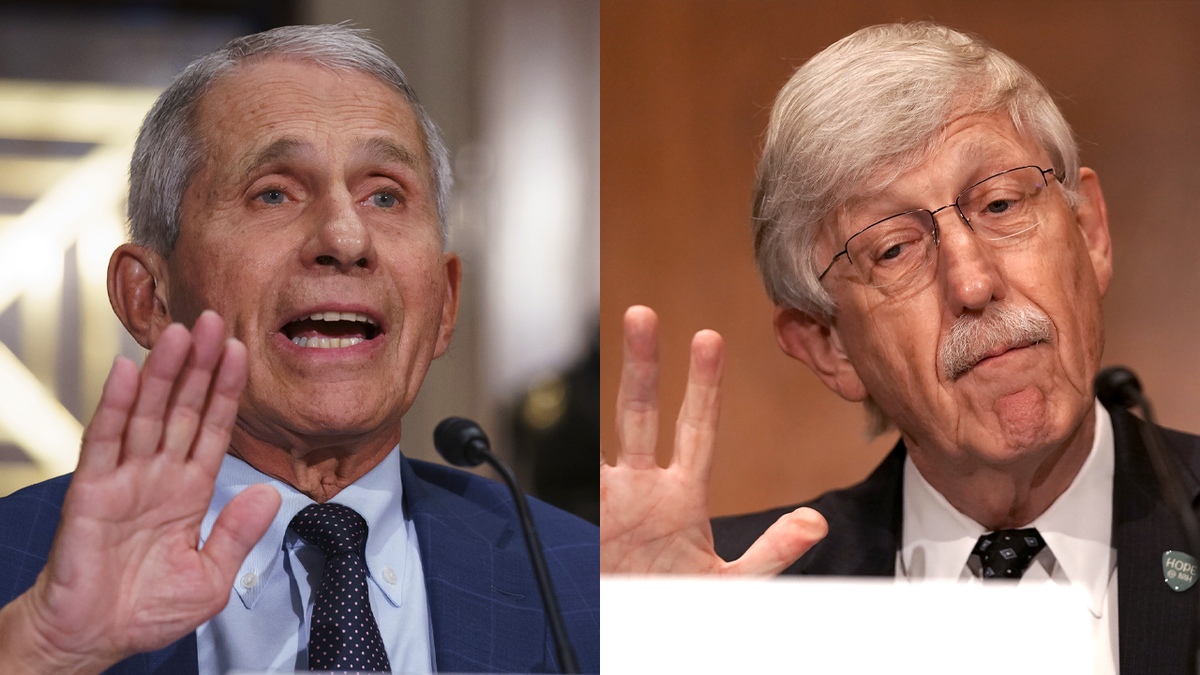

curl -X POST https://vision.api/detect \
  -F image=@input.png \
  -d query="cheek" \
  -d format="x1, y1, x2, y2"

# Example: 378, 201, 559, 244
841, 293, 942, 390
170, 244, 271, 330
1026, 230, 1103, 353
388, 246, 446, 316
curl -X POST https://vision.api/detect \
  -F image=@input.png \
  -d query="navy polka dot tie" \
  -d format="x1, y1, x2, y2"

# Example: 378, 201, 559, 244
972, 528, 1047, 580
290, 503, 391, 673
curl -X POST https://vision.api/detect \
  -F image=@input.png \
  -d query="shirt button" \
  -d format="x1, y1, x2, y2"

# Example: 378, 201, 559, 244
383, 566, 397, 585
241, 572, 258, 589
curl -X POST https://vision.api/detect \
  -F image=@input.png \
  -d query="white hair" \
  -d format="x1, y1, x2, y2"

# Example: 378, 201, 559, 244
128, 23, 452, 254
752, 22, 1080, 321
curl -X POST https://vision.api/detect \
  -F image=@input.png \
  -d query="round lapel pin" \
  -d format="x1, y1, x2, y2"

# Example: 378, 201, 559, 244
1163, 550, 1199, 592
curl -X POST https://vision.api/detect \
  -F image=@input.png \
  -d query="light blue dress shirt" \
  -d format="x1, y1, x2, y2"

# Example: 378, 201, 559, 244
195, 447, 435, 674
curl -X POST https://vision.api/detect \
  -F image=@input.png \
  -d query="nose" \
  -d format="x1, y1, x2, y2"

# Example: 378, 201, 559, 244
934, 207, 1005, 314
302, 188, 376, 272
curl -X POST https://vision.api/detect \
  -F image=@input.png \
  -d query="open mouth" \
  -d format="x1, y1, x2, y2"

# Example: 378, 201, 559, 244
280, 311, 381, 349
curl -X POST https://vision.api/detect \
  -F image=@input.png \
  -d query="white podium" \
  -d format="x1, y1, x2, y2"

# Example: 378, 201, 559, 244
602, 576, 1093, 674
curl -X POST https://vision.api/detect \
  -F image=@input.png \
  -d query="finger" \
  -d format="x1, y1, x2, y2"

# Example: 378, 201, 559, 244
161, 311, 227, 462
674, 329, 723, 474
202, 483, 281, 580
122, 324, 193, 460
615, 305, 660, 470
191, 338, 248, 476
76, 357, 141, 476
726, 507, 828, 576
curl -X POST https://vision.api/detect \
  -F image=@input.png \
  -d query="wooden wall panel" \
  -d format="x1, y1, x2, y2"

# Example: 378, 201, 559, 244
600, 1, 1200, 517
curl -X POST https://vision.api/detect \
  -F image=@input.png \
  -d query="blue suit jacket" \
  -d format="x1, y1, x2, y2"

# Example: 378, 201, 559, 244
0, 454, 600, 674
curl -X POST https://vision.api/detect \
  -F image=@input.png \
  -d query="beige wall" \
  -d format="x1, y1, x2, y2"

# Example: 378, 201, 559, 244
600, 0, 1200, 517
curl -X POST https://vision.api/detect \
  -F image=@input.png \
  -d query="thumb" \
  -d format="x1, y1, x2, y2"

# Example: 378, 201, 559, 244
725, 506, 828, 576
202, 484, 281, 577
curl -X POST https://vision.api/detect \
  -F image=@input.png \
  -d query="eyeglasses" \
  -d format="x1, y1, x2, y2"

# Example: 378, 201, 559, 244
817, 165, 1063, 291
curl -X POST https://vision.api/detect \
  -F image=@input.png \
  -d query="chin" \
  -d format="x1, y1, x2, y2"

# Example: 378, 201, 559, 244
969, 386, 1092, 467
297, 402, 397, 436
989, 388, 1051, 445
245, 385, 403, 440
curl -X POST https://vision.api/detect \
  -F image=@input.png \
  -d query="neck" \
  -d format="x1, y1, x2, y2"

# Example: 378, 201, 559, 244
227, 423, 402, 502
906, 404, 1097, 530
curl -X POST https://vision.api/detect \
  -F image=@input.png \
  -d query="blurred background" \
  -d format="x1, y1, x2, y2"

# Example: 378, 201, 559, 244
0, 0, 599, 523
601, 0, 1200, 518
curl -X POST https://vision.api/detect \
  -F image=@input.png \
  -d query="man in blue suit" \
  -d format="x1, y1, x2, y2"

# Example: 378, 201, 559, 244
0, 25, 598, 674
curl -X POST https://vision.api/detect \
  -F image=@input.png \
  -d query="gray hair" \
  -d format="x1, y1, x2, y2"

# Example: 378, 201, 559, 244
128, 23, 452, 254
752, 22, 1079, 321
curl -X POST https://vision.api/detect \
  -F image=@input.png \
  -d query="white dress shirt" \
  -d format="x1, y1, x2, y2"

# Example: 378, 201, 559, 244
195, 446, 435, 674
898, 400, 1118, 674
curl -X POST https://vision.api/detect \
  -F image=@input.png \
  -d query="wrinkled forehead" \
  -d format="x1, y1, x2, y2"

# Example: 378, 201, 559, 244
191, 57, 426, 170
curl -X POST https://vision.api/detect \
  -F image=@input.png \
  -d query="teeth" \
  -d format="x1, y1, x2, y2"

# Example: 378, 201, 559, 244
291, 336, 364, 349
305, 311, 377, 326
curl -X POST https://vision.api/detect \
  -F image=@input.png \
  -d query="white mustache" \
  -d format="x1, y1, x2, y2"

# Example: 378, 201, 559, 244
939, 303, 1053, 380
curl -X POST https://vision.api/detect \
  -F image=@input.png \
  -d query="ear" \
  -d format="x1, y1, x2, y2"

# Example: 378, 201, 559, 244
1073, 167, 1113, 297
108, 243, 173, 349
433, 252, 462, 358
774, 306, 868, 402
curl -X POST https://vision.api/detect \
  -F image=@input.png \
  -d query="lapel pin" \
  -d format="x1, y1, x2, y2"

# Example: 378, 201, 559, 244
1163, 550, 1198, 592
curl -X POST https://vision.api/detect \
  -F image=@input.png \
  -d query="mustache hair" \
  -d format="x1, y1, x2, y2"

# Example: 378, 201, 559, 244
939, 303, 1053, 380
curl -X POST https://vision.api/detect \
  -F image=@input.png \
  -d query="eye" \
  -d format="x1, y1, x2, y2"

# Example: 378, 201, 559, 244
258, 189, 287, 205
867, 230, 924, 265
369, 191, 398, 208
984, 198, 1016, 215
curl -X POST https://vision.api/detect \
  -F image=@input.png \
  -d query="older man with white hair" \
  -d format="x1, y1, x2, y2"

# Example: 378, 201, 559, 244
0, 24, 599, 675
602, 22, 1198, 675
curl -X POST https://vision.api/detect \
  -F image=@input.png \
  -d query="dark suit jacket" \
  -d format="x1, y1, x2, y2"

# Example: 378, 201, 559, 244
0, 454, 600, 674
712, 406, 1200, 675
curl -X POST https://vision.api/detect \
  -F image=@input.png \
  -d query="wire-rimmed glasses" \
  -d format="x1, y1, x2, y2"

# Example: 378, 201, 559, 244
817, 165, 1063, 291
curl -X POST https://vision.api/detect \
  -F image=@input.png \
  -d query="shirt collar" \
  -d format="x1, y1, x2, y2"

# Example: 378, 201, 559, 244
901, 400, 1115, 615
1028, 401, 1115, 617
199, 446, 408, 610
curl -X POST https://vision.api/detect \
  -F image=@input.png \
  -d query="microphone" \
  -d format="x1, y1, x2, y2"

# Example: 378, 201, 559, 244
434, 417, 580, 674
1095, 365, 1144, 411
1095, 366, 1200, 675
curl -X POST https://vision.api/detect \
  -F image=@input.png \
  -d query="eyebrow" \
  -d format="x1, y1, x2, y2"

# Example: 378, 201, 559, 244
241, 136, 309, 178
957, 136, 1017, 175
356, 137, 421, 170
238, 135, 422, 180
236, 132, 424, 181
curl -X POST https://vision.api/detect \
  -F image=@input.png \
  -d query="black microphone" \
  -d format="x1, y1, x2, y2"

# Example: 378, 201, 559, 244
1095, 366, 1200, 675
434, 417, 581, 674
1095, 365, 1144, 411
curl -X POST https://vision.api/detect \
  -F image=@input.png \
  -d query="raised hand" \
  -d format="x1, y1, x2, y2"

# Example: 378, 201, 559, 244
600, 305, 827, 575
0, 310, 281, 674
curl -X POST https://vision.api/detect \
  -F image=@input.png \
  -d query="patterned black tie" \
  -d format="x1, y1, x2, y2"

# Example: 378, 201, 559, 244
290, 503, 391, 672
972, 528, 1047, 580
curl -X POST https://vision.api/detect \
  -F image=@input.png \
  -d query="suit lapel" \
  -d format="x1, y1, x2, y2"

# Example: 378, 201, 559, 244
793, 441, 905, 576
1111, 407, 1200, 675
401, 456, 556, 673
711, 441, 904, 577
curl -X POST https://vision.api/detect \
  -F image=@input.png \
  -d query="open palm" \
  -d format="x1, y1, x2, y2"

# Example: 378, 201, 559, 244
6, 311, 279, 673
